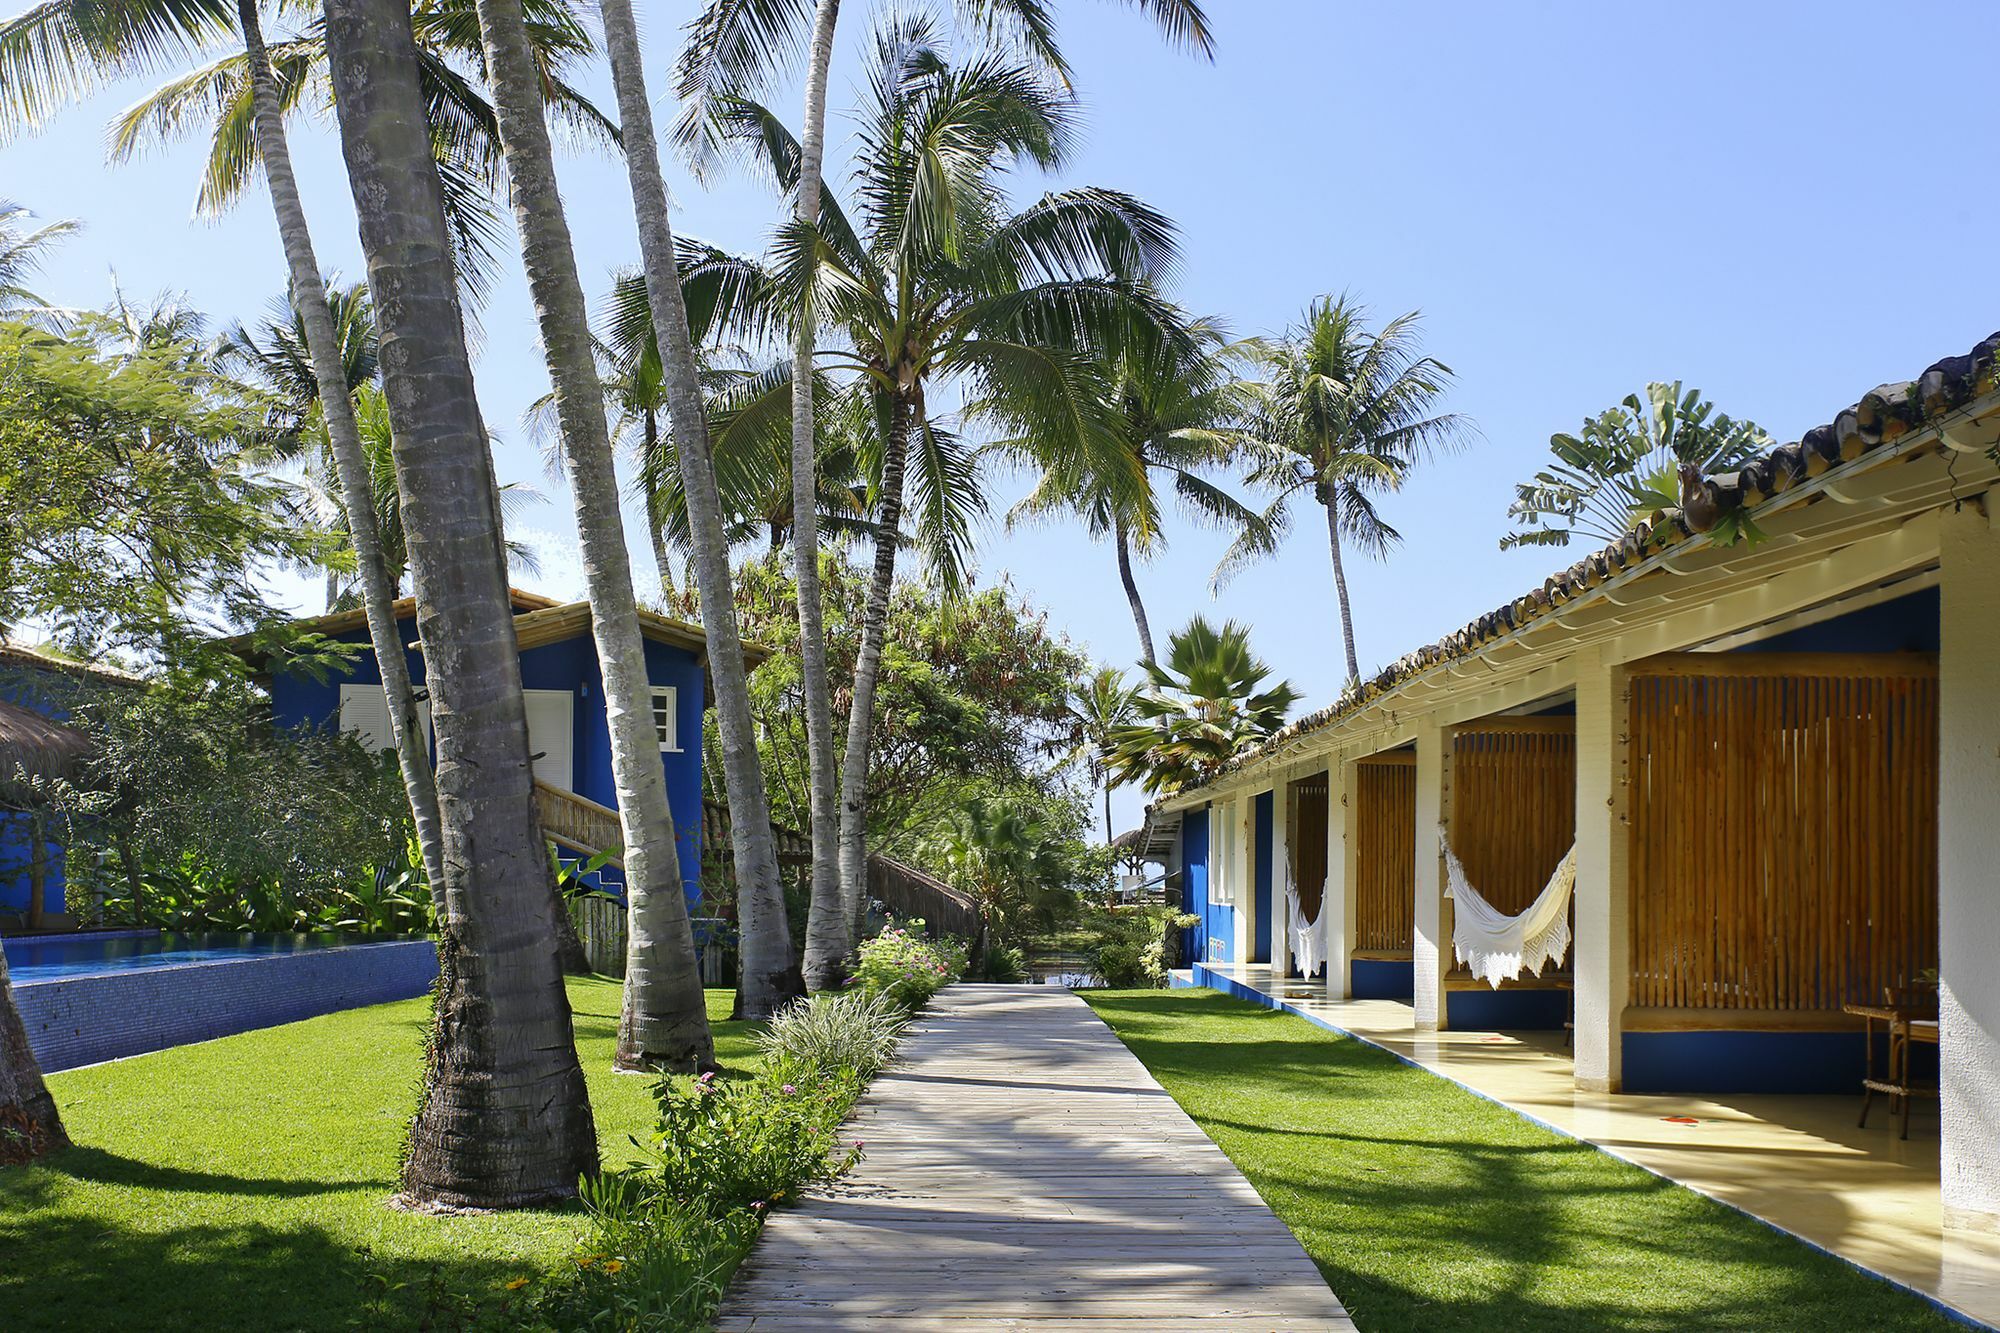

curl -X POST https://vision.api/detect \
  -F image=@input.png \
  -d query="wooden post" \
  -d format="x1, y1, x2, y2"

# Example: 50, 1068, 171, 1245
1413, 721, 1448, 1031
1940, 496, 2000, 1224
1327, 760, 1357, 999
1574, 643, 1632, 1092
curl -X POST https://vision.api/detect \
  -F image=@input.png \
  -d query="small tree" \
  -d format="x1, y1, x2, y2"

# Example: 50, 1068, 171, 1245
1501, 382, 1771, 549
1106, 616, 1299, 797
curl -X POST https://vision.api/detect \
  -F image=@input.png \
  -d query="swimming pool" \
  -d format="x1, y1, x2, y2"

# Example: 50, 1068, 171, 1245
6, 930, 438, 1071
4, 931, 378, 985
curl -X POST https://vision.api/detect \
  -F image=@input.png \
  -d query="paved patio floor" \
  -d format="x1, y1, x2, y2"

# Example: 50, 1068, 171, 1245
715, 984, 1354, 1331
1188, 960, 2000, 1330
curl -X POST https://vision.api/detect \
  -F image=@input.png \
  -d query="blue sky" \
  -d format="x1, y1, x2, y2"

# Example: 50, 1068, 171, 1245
8, 0, 1997, 831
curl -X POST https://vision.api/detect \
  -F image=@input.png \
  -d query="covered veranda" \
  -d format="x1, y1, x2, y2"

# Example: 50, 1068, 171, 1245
1181, 959, 2000, 1328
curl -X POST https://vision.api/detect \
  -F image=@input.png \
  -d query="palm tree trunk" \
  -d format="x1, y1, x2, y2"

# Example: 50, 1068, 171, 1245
467, 0, 713, 1071
0, 944, 65, 1166
838, 397, 913, 939
596, 0, 803, 1020
321, 0, 597, 1206
641, 411, 675, 601
793, 0, 847, 993
1323, 497, 1361, 684
237, 0, 448, 916
1112, 513, 1155, 666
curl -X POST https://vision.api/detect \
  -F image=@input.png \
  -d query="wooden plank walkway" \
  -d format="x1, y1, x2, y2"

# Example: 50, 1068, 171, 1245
715, 984, 1353, 1331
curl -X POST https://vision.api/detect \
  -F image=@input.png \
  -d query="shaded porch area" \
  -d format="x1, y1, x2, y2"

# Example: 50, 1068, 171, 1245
1180, 960, 2000, 1330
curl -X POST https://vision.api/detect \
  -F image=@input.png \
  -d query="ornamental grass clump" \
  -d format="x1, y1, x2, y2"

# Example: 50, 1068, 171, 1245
758, 989, 909, 1083
851, 921, 968, 1009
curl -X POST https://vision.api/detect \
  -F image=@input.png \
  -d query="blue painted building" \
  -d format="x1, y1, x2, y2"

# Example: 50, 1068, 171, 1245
250, 589, 751, 910
1, 645, 142, 929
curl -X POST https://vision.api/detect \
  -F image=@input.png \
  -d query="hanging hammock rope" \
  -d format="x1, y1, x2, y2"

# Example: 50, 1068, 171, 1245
1441, 832, 1577, 988
1285, 883, 1326, 978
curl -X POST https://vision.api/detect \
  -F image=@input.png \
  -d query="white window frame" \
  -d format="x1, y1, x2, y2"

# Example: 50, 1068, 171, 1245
651, 685, 681, 753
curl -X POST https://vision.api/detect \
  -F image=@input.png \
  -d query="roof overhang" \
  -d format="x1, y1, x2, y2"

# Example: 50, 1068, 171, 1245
1160, 385, 2000, 812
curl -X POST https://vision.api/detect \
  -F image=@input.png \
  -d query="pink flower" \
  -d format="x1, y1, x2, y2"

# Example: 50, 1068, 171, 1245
698, 1071, 716, 1084
781, 1083, 797, 1095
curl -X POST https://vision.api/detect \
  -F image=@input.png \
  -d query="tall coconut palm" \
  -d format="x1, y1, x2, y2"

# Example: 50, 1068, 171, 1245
320, 0, 595, 1208
0, 199, 76, 314
591, 0, 802, 1019
1231, 296, 1474, 686
463, 0, 714, 1065
681, 21, 1185, 946
996, 311, 1266, 665
676, 0, 1211, 991
1064, 665, 1136, 849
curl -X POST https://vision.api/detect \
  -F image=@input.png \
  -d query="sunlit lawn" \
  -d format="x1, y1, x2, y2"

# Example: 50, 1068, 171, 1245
1082, 987, 1955, 1333
0, 978, 756, 1331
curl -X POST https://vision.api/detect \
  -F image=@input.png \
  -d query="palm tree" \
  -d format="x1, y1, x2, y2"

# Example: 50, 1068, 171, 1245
1233, 296, 1474, 686
676, 0, 1213, 992
1065, 665, 1137, 849
0, 946, 66, 1165
589, 0, 804, 1020
1501, 382, 1771, 549
682, 20, 1186, 955
320, 0, 595, 1208
997, 311, 1267, 665
0, 199, 76, 314
1105, 616, 1300, 798
463, 0, 715, 1066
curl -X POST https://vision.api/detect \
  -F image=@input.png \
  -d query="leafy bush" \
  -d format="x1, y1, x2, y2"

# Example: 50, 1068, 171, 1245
1065, 904, 1187, 988
758, 990, 908, 1083
976, 942, 1030, 983
528, 1187, 757, 1331
1096, 940, 1156, 988
851, 921, 967, 1008
622, 1070, 862, 1215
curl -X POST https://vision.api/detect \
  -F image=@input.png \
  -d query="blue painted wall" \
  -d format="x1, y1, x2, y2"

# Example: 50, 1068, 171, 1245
1447, 986, 1571, 1031
1352, 957, 1413, 999
265, 610, 709, 912
1735, 585, 1938, 654
1252, 791, 1273, 964
1183, 807, 1230, 964
1622, 1029, 1935, 1095
0, 668, 78, 920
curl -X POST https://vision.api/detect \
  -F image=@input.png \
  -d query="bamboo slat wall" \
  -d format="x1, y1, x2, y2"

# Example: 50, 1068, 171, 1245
1355, 755, 1416, 952
1627, 655, 1940, 1012
1288, 774, 1329, 922
534, 780, 624, 862
1448, 721, 1576, 916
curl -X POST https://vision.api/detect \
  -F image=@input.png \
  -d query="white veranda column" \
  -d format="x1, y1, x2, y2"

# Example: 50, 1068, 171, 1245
1413, 721, 1448, 1031
1573, 643, 1632, 1092
1326, 760, 1356, 999
1940, 497, 2000, 1224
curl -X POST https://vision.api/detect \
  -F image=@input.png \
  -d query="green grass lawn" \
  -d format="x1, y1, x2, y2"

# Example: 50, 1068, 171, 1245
0, 979, 757, 1332
1082, 988, 1956, 1333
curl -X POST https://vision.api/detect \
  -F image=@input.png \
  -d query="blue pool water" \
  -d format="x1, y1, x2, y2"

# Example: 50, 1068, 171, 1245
4, 931, 378, 986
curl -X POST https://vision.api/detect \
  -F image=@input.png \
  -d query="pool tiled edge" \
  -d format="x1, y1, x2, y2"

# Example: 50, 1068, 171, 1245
18, 939, 438, 1071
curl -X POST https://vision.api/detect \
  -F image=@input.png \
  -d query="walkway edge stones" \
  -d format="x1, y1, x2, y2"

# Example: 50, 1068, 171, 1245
716, 984, 1354, 1331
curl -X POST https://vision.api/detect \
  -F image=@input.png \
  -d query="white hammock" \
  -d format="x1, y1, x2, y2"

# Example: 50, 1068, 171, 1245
1441, 835, 1577, 988
1284, 883, 1326, 978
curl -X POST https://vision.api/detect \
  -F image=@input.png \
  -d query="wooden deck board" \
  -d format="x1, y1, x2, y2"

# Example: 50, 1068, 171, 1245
715, 985, 1353, 1331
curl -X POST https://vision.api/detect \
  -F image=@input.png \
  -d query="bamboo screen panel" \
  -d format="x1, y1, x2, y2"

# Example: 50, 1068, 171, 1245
1627, 656, 1939, 1013
1448, 723, 1576, 916
1288, 773, 1329, 922
1355, 756, 1416, 951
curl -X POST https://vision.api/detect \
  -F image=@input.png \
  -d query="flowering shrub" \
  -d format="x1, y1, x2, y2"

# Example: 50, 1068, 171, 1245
851, 920, 968, 1009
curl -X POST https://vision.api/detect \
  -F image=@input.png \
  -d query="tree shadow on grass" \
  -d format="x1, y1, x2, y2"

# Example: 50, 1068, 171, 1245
0, 1204, 541, 1333
34, 1145, 378, 1198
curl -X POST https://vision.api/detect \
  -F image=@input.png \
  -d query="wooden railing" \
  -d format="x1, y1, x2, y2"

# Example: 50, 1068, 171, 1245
534, 780, 623, 867
1626, 654, 1939, 1013
1354, 754, 1415, 952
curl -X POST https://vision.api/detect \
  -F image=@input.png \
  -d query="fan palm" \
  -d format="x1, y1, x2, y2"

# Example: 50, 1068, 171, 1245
995, 310, 1267, 665
1232, 296, 1474, 686
675, 0, 1213, 992
1105, 615, 1299, 798
1501, 382, 1771, 550
680, 18, 1186, 948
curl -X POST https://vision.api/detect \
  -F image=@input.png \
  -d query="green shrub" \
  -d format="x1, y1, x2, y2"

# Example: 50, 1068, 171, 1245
1096, 940, 1154, 988
623, 1069, 862, 1214
976, 942, 1030, 983
758, 990, 908, 1083
851, 921, 967, 1009
531, 1187, 756, 1331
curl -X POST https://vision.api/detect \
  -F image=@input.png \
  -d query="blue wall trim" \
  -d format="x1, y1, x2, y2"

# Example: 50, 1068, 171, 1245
1351, 957, 1413, 999
17, 940, 438, 1072
1448, 986, 1571, 1031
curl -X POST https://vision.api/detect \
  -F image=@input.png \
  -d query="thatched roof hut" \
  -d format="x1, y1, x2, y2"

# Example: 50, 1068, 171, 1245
0, 700, 90, 806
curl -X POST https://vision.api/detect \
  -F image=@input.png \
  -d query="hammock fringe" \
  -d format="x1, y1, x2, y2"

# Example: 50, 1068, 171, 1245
1441, 835, 1577, 988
